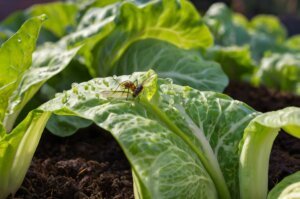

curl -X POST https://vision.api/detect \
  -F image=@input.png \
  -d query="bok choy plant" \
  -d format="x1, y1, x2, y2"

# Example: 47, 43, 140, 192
3, 0, 230, 137
1, 70, 299, 199
0, 15, 80, 198
203, 2, 300, 94
0, 1, 299, 198
0, 15, 49, 198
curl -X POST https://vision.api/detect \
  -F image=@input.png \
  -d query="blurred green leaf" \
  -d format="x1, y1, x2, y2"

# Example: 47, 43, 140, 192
0, 2, 78, 44
204, 3, 250, 46
113, 38, 228, 92
254, 53, 300, 94
205, 45, 256, 81
64, 0, 213, 76
250, 15, 287, 43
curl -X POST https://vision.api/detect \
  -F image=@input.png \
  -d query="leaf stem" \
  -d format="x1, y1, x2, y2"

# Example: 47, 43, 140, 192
141, 99, 231, 199
239, 123, 278, 199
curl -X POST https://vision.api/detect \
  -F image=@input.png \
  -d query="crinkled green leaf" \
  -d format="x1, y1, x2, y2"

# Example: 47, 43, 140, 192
249, 32, 288, 61
203, 3, 250, 46
285, 35, 300, 51
39, 71, 219, 198
89, 0, 122, 7
268, 171, 300, 199
3, 70, 298, 199
38, 70, 259, 198
73, 0, 128, 25
59, 1, 123, 76
39, 59, 93, 135
65, 0, 213, 76
113, 38, 228, 92
239, 107, 300, 199
248, 15, 289, 60
250, 15, 287, 43
0, 15, 46, 123
205, 45, 256, 81
155, 81, 257, 199
75, 2, 119, 31
254, 53, 300, 94
204, 3, 288, 62
232, 13, 249, 29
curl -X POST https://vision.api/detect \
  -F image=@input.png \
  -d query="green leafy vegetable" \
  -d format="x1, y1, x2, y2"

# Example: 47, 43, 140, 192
254, 53, 300, 94
203, 2, 250, 46
113, 38, 228, 92
1, 70, 299, 198
203, 3, 287, 51
205, 46, 256, 81
203, 3, 258, 81
37, 70, 256, 199
0, 2, 78, 44
0, 15, 46, 124
3, 43, 80, 132
0, 110, 50, 199
40, 70, 300, 199
0, 15, 81, 198
285, 35, 300, 51
249, 15, 287, 43
2, 0, 225, 138
203, 2, 300, 95
240, 107, 300, 199
268, 171, 300, 199
1, 1, 299, 198
64, 0, 213, 76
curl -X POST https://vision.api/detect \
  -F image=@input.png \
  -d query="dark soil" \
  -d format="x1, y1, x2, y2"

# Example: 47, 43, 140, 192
224, 81, 300, 112
13, 81, 300, 198
13, 126, 133, 199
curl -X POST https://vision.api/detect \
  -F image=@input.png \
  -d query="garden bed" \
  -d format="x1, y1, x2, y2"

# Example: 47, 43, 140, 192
13, 82, 300, 199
